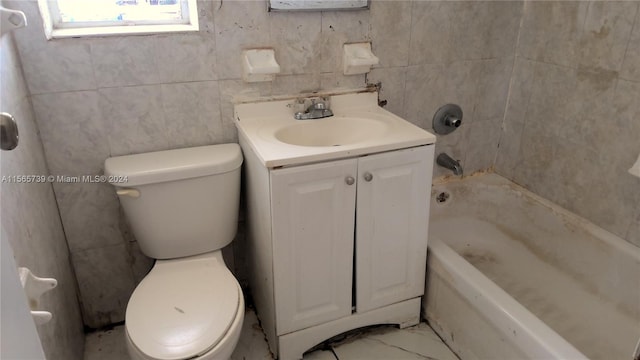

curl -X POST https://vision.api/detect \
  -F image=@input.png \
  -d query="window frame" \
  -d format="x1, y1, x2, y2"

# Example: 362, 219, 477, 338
38, 0, 199, 39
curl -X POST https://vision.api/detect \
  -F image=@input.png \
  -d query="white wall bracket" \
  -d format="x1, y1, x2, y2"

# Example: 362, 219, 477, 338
0, 5, 27, 37
343, 42, 379, 76
18, 267, 57, 325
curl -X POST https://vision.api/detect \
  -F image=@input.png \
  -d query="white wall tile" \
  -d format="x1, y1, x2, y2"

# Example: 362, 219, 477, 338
53, 182, 125, 252
155, 34, 218, 83
474, 57, 515, 122
620, 8, 640, 81
99, 85, 169, 156
409, 2, 455, 65
464, 118, 502, 175
403, 61, 480, 129
7, 0, 97, 94
579, 1, 638, 72
32, 91, 109, 176
214, 1, 271, 80
370, 0, 412, 68
91, 37, 161, 88
72, 244, 136, 328
270, 12, 322, 75
22, 40, 97, 94
450, 2, 522, 61
517, 2, 589, 68
161, 81, 224, 148
494, 118, 525, 180
319, 72, 366, 91
319, 10, 371, 73
271, 73, 321, 95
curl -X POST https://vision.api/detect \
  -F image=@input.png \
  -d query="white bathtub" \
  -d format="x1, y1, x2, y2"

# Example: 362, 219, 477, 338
423, 173, 640, 360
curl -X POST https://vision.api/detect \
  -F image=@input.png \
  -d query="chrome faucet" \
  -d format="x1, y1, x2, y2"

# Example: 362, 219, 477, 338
436, 153, 463, 176
294, 97, 334, 120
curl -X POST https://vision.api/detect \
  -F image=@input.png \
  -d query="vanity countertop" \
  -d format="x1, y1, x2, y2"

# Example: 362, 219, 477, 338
234, 91, 436, 168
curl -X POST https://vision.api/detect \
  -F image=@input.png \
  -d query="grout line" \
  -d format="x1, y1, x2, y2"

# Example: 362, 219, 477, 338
618, 2, 640, 74
424, 321, 463, 360
366, 337, 435, 360
493, 0, 527, 169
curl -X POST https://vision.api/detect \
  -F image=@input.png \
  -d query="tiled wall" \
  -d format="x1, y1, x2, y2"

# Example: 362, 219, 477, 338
0, 27, 84, 360
10, 0, 522, 328
495, 1, 640, 247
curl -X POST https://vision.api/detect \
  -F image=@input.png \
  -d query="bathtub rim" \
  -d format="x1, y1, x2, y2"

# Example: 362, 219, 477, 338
427, 237, 589, 360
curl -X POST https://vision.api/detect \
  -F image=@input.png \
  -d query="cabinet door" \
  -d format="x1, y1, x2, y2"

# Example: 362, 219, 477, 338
271, 159, 357, 335
355, 145, 434, 312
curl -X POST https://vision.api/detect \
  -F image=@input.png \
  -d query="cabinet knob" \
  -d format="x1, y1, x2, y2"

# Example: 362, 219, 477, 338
345, 176, 355, 185
363, 172, 373, 182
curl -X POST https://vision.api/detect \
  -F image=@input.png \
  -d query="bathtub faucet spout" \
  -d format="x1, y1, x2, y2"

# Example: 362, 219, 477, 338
437, 153, 463, 176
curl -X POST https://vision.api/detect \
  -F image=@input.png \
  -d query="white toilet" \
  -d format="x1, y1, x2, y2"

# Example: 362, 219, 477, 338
104, 144, 245, 360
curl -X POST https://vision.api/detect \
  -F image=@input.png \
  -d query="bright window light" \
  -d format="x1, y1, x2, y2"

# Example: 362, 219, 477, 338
38, 0, 198, 39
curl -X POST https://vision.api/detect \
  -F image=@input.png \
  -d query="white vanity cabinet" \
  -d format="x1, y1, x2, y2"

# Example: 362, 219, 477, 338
354, 147, 432, 313
243, 141, 434, 359
271, 159, 357, 335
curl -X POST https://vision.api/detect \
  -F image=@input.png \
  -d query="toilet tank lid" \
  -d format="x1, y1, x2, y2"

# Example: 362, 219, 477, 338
104, 144, 243, 187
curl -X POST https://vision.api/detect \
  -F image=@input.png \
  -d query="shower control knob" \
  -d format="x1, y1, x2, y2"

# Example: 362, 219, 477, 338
345, 176, 355, 185
363, 172, 373, 182
432, 104, 463, 135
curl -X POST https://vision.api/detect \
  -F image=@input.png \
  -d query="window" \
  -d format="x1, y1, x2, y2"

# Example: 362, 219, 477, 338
38, 0, 198, 39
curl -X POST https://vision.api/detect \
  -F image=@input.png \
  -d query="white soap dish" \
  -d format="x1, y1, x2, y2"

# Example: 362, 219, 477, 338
343, 42, 379, 75
242, 49, 281, 83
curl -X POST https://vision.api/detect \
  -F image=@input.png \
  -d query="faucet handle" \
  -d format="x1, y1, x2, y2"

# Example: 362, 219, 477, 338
294, 96, 333, 119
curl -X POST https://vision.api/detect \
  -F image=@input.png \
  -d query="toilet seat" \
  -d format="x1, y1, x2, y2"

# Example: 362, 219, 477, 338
126, 252, 240, 360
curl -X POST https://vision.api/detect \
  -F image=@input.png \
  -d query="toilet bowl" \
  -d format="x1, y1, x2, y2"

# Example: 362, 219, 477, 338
105, 144, 244, 360
124, 252, 244, 360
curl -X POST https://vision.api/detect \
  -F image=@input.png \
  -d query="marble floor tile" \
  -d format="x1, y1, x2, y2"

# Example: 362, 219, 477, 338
84, 309, 458, 360
332, 337, 426, 360
367, 323, 459, 360
230, 309, 273, 360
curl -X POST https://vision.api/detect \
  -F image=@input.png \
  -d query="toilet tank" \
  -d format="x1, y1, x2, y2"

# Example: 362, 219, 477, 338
104, 144, 243, 259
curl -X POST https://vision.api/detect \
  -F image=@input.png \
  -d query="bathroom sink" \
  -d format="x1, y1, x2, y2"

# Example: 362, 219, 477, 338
273, 117, 388, 147
234, 91, 436, 168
